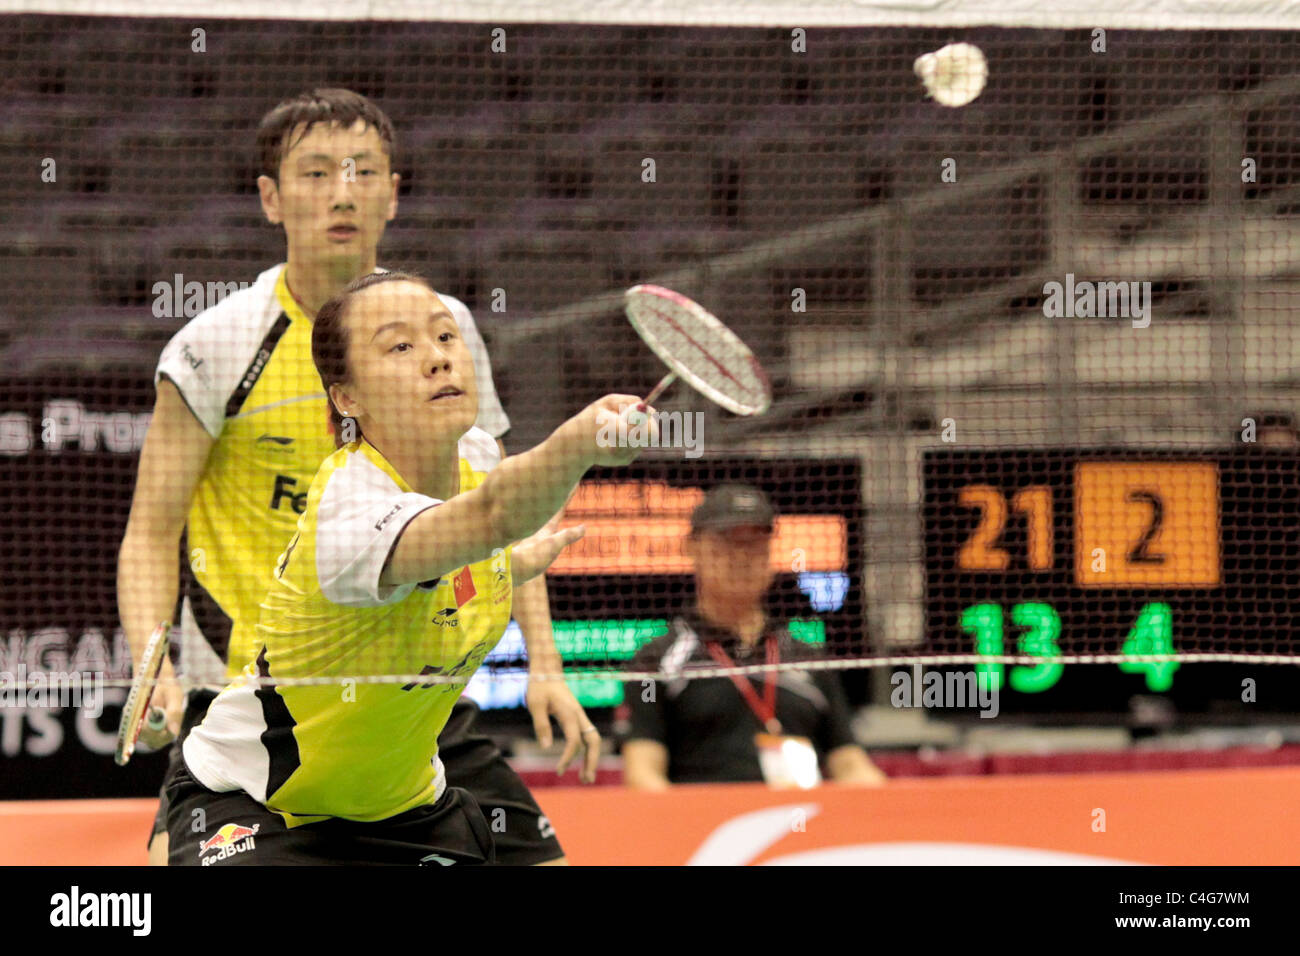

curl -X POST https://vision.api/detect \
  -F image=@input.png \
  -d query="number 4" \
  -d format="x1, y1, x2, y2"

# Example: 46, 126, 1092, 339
1118, 602, 1179, 692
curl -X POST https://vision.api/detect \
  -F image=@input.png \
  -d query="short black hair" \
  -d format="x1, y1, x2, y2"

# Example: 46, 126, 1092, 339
256, 88, 396, 182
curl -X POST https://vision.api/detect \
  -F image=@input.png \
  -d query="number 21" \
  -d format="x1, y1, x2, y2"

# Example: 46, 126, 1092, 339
957, 484, 1052, 571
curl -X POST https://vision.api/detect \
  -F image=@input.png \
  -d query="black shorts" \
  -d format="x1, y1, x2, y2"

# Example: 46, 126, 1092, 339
153, 694, 564, 866
149, 688, 216, 844
438, 698, 564, 865
164, 763, 494, 866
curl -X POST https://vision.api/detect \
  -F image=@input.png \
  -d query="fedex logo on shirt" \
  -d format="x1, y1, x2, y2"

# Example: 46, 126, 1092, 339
270, 474, 307, 514
180, 343, 205, 373
374, 502, 404, 531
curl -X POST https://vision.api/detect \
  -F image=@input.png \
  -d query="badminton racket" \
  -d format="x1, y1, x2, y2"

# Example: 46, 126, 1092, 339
622, 284, 771, 423
114, 622, 170, 766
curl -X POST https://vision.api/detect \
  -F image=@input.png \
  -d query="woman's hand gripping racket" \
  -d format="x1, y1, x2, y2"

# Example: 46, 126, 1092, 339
622, 284, 772, 428
114, 622, 173, 766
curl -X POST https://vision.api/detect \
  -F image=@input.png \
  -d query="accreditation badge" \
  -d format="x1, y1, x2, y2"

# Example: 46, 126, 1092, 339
754, 733, 822, 789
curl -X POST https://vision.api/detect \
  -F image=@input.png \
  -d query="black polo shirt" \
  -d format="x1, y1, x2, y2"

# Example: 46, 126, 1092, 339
624, 610, 858, 784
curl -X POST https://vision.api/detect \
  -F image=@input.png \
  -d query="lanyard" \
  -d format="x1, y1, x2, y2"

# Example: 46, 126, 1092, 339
705, 635, 782, 734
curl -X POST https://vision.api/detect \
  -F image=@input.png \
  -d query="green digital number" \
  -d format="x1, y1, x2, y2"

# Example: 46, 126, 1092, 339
1118, 602, 1179, 692
960, 603, 1006, 693
1009, 602, 1064, 693
564, 676, 624, 708
788, 619, 827, 644
961, 602, 1064, 694
961, 600, 1178, 694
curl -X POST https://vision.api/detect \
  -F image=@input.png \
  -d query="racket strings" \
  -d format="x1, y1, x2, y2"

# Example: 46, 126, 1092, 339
625, 285, 771, 415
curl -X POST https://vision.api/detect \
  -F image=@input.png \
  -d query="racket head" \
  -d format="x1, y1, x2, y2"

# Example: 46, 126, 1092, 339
623, 284, 772, 416
114, 623, 170, 766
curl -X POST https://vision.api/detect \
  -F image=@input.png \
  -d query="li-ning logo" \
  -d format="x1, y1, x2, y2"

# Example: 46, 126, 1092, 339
257, 434, 295, 458
242, 347, 272, 390
198, 822, 261, 864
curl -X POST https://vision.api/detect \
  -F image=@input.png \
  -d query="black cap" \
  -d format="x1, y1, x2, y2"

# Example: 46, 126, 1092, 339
690, 484, 775, 534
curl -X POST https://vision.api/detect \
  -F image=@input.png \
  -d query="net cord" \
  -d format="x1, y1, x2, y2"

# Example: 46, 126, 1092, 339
2, 0, 1299, 30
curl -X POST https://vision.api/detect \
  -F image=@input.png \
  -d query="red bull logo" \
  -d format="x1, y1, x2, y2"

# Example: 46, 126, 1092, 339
198, 822, 261, 865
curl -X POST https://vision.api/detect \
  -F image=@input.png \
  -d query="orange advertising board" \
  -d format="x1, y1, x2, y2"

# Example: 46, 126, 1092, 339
4, 767, 1297, 865
534, 768, 1300, 865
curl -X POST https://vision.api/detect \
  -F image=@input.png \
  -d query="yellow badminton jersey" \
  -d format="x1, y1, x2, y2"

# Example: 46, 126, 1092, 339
182, 432, 513, 825
154, 265, 510, 685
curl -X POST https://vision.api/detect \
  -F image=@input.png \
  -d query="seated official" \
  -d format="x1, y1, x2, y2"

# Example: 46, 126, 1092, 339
622, 484, 885, 790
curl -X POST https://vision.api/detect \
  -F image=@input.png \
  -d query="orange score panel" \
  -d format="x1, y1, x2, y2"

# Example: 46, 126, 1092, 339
1074, 462, 1221, 588
548, 480, 848, 575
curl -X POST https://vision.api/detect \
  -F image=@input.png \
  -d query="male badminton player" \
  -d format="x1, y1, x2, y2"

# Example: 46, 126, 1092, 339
118, 89, 592, 867
166, 271, 647, 864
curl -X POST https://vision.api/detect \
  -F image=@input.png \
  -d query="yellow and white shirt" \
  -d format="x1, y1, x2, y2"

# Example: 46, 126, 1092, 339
154, 264, 509, 684
183, 431, 513, 824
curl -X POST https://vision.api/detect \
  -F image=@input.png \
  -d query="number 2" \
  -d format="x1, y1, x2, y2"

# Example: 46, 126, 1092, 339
1125, 489, 1166, 565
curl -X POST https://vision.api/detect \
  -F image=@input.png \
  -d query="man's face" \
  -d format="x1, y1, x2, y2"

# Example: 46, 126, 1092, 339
687, 526, 775, 605
329, 280, 478, 447
259, 119, 398, 270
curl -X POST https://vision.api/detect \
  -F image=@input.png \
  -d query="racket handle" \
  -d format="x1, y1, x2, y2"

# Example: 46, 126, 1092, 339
643, 371, 677, 408
626, 406, 647, 429
137, 706, 174, 754
628, 372, 677, 428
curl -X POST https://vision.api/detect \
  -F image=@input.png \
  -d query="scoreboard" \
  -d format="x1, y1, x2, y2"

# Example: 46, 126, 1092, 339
923, 448, 1300, 717
469, 457, 866, 726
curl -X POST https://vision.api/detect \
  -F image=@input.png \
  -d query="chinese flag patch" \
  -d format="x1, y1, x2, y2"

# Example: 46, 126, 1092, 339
452, 566, 477, 607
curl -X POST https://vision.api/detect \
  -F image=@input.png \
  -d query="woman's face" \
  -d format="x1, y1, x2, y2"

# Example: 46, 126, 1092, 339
329, 280, 479, 448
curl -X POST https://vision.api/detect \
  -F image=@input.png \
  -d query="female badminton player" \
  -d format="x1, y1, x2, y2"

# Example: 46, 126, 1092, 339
164, 271, 650, 865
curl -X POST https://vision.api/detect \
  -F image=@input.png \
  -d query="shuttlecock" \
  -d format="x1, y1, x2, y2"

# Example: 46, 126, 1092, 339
914, 43, 988, 108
